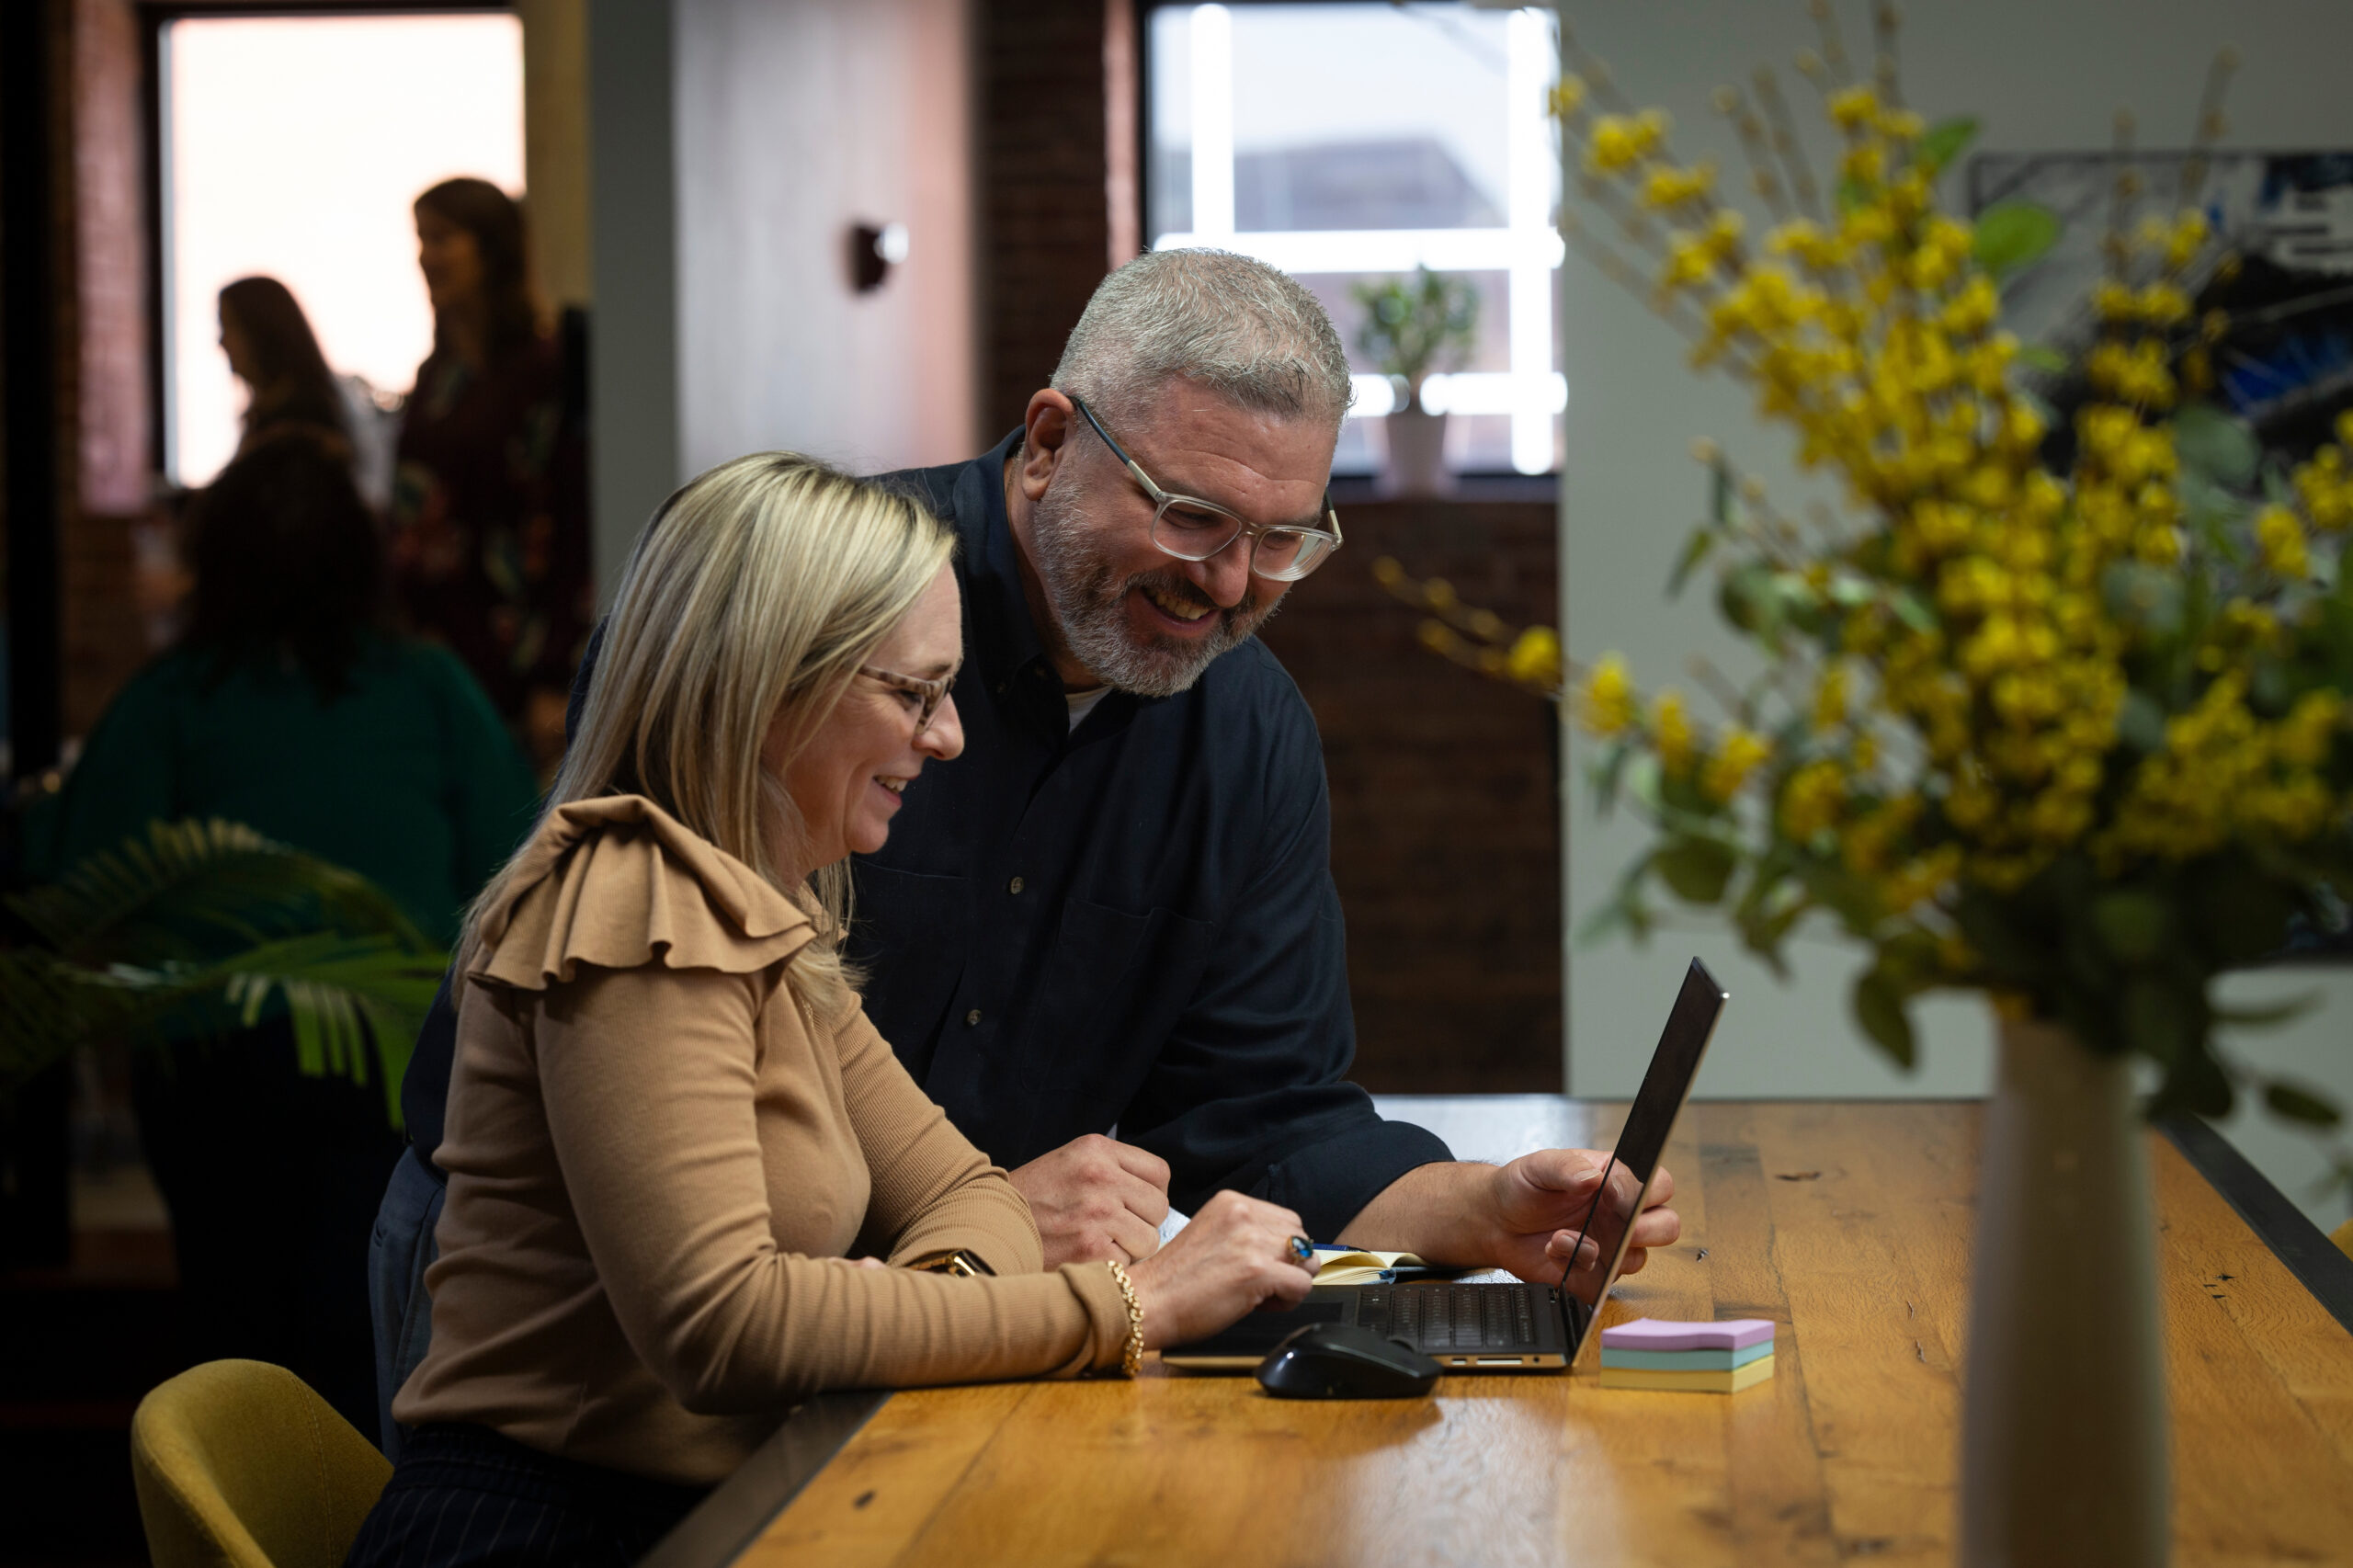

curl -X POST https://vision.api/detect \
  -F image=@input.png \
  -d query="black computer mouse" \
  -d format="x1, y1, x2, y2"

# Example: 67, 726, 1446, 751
1256, 1322, 1442, 1400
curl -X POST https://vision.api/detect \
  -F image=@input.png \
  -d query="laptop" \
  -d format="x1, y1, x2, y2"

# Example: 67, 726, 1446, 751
1162, 958, 1728, 1373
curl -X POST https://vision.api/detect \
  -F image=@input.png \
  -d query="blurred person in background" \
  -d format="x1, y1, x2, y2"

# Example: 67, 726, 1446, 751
218, 276, 347, 456
392, 177, 591, 776
217, 275, 398, 513
40, 430, 540, 1436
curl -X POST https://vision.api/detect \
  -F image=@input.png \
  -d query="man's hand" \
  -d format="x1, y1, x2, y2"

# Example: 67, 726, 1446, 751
1006, 1134, 1172, 1269
1338, 1152, 1681, 1287
1486, 1150, 1679, 1287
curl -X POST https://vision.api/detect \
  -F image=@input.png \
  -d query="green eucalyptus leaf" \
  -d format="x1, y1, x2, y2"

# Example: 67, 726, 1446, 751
2172, 402, 2262, 489
2120, 973, 2196, 1067
1720, 562, 1778, 635
1657, 767, 1723, 821
2116, 690, 2167, 753
1952, 887, 2045, 989
2091, 892, 2171, 963
1876, 926, 1947, 988
1915, 116, 1980, 176
2103, 562, 2185, 638
1853, 968, 1916, 1068
1577, 856, 1660, 949
1891, 588, 1939, 635
1622, 751, 1665, 814
1796, 859, 1881, 938
1972, 201, 2063, 278
2263, 1080, 2342, 1129
2261, 458, 2297, 510
1827, 573, 1876, 607
1668, 526, 1718, 598
1654, 836, 1738, 904
1590, 740, 1631, 816
2015, 344, 2070, 374
1574, 897, 1631, 948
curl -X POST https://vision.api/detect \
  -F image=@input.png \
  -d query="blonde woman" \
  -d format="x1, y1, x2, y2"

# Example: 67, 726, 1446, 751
344, 456, 1317, 1567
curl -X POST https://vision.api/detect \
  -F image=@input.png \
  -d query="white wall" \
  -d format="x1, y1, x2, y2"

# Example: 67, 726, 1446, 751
1556, 0, 2353, 1226
672, 0, 977, 482
586, 0, 679, 595
585, 0, 979, 593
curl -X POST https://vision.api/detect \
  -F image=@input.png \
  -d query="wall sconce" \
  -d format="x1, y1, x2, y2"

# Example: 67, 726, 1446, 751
850, 222, 910, 292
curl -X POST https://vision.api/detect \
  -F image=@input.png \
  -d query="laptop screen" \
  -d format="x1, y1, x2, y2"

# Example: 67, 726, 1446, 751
1557, 958, 1729, 1364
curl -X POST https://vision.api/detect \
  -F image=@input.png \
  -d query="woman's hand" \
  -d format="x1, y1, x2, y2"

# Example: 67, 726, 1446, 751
1123, 1189, 1318, 1349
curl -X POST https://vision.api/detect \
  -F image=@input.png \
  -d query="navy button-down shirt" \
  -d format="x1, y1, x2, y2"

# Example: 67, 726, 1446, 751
404, 432, 1450, 1238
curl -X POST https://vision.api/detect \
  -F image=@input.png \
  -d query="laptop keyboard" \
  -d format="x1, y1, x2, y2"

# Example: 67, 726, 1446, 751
1358, 1284, 1540, 1351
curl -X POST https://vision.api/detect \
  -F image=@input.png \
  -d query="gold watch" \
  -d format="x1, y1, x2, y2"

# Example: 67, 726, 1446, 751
903, 1248, 995, 1278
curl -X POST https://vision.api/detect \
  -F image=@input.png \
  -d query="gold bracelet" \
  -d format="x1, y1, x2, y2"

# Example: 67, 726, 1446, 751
1105, 1259, 1144, 1378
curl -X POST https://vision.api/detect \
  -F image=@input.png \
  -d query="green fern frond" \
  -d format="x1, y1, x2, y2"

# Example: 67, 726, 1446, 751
0, 935, 444, 1128
3, 820, 450, 1128
10, 817, 429, 964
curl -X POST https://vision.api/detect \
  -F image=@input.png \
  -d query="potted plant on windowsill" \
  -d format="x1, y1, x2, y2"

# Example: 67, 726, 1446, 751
1354, 267, 1479, 496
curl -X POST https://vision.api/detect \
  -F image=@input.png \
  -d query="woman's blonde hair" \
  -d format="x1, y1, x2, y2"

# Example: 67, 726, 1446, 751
460, 452, 955, 1006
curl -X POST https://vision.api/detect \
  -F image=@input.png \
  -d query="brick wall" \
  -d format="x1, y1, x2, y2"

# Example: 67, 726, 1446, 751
58, 0, 150, 746
976, 0, 1117, 437
1259, 495, 1563, 1094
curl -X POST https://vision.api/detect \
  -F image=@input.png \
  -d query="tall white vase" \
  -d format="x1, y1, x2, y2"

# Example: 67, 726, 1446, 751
1960, 1014, 2170, 1567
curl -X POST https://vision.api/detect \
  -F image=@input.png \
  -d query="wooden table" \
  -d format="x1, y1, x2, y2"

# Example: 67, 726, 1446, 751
647, 1100, 2353, 1568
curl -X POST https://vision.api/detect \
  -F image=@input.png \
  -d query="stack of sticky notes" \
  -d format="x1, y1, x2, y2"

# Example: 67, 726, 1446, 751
1598, 1318, 1776, 1392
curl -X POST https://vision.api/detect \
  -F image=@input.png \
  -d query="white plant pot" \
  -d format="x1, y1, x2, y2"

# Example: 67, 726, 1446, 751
1381, 409, 1451, 497
1960, 1013, 2170, 1567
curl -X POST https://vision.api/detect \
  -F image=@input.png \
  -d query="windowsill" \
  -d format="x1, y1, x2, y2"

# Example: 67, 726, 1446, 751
1329, 472, 1559, 505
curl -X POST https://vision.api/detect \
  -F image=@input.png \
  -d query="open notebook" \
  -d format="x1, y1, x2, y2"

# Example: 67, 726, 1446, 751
1308, 1247, 1429, 1286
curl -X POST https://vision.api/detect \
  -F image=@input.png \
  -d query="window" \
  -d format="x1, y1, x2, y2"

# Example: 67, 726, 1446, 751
1145, 3, 1563, 475
160, 13, 524, 487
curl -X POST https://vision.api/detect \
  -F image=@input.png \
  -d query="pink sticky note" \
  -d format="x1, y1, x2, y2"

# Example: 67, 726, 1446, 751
1600, 1317, 1776, 1352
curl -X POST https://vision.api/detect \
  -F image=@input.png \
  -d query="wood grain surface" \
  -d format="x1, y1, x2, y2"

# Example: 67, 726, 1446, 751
738, 1103, 2353, 1568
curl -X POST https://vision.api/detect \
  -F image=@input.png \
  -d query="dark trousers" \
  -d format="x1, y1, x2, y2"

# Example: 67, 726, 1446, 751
369, 1144, 447, 1458
344, 1425, 709, 1568
131, 1016, 405, 1439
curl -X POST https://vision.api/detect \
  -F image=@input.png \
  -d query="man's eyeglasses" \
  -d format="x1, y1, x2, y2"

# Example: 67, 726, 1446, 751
1069, 395, 1343, 583
858, 665, 956, 735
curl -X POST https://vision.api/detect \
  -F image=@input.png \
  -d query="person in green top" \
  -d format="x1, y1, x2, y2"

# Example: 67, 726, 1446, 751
42, 429, 540, 1437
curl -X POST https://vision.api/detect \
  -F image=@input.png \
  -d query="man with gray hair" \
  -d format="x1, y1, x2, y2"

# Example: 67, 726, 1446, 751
840, 247, 1678, 1278
374, 250, 1676, 1442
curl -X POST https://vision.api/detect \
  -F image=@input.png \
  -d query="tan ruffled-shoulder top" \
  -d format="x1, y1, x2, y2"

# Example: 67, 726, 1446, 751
394, 795, 1129, 1487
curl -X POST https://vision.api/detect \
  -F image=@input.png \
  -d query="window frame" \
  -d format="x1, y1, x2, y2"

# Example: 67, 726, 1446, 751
1133, 0, 1566, 478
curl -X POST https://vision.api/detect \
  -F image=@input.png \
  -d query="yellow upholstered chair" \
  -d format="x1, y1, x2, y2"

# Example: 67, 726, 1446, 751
131, 1359, 391, 1568
2333, 1217, 2353, 1262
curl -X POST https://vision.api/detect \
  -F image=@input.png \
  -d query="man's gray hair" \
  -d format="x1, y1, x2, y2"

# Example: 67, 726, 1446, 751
1051, 248, 1355, 429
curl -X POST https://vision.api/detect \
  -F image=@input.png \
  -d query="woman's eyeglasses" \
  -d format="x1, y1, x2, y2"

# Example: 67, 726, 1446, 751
1069, 395, 1343, 583
858, 665, 956, 735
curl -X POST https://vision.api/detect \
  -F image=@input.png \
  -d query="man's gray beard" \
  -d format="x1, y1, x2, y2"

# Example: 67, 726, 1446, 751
1027, 481, 1272, 698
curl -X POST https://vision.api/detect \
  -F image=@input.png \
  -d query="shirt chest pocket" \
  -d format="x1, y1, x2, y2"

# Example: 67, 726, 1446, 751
1015, 896, 1215, 1103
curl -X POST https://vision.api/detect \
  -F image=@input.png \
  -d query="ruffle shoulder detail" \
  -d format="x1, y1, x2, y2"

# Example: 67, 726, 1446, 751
469, 795, 814, 992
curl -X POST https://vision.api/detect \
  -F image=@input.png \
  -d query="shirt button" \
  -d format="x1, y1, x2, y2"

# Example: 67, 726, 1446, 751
965, 1008, 983, 1028
1007, 876, 1025, 894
